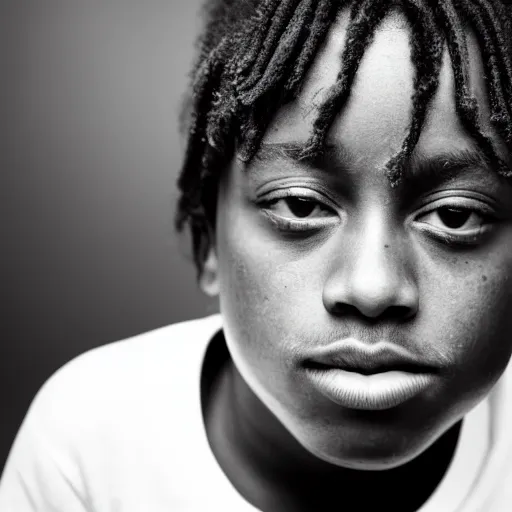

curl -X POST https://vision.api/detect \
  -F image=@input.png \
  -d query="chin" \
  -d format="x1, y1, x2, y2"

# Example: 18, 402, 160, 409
328, 454, 420, 471
294, 423, 438, 471
313, 444, 422, 471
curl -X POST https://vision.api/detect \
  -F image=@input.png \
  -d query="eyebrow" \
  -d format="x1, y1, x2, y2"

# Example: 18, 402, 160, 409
411, 149, 488, 169
251, 141, 325, 163
404, 148, 499, 190
249, 142, 501, 188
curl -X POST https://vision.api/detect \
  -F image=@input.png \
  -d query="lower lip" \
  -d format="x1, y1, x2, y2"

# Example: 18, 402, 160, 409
305, 368, 434, 411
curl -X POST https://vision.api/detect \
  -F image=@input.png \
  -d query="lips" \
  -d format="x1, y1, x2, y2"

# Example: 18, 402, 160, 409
303, 339, 437, 410
304, 339, 433, 375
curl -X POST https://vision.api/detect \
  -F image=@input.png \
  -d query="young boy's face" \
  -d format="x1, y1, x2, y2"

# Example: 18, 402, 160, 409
206, 9, 512, 469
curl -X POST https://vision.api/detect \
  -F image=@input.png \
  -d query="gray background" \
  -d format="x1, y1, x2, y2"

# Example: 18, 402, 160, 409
2, 0, 217, 471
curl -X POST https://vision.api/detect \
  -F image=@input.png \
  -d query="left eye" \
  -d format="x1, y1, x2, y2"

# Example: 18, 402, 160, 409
418, 206, 486, 231
266, 197, 334, 219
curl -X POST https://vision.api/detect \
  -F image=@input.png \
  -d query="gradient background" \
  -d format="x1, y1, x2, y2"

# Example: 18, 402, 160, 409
2, 0, 217, 472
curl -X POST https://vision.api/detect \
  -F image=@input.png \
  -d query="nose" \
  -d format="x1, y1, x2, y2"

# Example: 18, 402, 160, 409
322, 214, 419, 321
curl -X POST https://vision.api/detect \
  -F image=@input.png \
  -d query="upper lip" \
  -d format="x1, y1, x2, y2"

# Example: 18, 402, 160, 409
305, 339, 435, 375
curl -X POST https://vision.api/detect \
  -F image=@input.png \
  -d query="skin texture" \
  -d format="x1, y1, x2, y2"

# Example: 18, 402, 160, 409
201, 7, 512, 510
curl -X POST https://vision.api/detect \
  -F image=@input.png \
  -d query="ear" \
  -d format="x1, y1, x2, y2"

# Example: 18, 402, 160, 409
199, 246, 220, 297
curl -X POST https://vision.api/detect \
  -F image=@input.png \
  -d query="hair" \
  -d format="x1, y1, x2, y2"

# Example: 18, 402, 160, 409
175, 0, 512, 275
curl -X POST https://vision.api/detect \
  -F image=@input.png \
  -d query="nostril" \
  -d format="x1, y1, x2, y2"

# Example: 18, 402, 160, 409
328, 303, 415, 322
321, 255, 420, 321
387, 305, 416, 321
328, 303, 360, 317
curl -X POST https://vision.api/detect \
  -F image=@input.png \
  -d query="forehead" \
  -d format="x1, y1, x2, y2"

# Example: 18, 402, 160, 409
261, 6, 501, 164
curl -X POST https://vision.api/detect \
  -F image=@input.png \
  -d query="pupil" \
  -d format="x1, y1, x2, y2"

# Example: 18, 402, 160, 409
287, 198, 316, 218
438, 207, 471, 229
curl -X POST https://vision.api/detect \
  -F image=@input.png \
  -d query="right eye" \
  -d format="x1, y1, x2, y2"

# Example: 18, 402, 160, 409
265, 197, 335, 220
259, 189, 339, 233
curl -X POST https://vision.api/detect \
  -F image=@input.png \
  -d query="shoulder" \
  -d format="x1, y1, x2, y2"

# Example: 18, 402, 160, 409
471, 362, 512, 510
22, 313, 222, 447
0, 316, 223, 509
48, 313, 221, 386
75, 313, 218, 367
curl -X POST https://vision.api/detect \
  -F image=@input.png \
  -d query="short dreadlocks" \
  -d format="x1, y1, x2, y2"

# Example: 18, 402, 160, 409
175, 0, 512, 274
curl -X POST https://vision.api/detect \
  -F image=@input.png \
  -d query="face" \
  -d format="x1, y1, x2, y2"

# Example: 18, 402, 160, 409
205, 8, 512, 469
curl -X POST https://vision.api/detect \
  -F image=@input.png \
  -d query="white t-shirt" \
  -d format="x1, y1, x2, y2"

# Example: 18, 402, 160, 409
1, 314, 512, 511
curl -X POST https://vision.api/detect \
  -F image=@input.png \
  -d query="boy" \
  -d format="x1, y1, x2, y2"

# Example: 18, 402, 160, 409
2, 0, 512, 510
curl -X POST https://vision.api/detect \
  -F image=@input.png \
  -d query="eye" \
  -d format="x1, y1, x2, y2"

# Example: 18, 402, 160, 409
414, 201, 497, 246
259, 191, 339, 234
266, 197, 334, 219
419, 206, 485, 231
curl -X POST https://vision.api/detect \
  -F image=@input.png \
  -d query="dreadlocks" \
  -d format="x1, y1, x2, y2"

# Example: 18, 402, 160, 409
175, 0, 512, 273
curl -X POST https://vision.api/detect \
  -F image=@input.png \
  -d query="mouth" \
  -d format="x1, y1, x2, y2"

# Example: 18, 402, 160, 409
303, 339, 437, 411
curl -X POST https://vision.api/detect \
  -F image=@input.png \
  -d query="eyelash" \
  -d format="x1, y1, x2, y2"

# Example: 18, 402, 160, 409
259, 190, 338, 233
412, 200, 497, 246
259, 190, 498, 245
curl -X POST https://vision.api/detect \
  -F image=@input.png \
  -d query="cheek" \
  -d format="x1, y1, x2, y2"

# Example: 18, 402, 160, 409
216, 229, 307, 360
214, 197, 326, 378
424, 259, 512, 384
